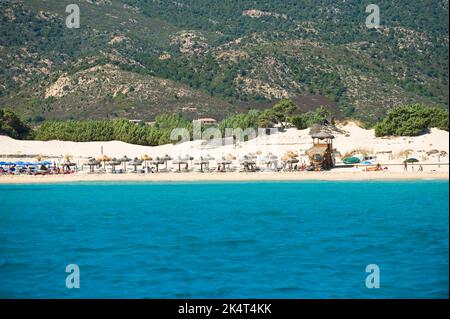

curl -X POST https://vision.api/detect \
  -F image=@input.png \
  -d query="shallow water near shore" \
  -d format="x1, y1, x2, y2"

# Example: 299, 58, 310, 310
0, 181, 448, 298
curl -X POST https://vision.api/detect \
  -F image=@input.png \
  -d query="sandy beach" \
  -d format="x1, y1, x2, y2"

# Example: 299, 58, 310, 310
0, 170, 448, 184
1, 122, 449, 184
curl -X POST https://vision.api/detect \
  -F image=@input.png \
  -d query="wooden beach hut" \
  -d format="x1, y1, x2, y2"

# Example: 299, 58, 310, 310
306, 131, 335, 171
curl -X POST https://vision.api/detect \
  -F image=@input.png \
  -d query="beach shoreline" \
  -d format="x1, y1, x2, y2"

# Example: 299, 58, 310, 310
1, 122, 449, 185
0, 171, 448, 184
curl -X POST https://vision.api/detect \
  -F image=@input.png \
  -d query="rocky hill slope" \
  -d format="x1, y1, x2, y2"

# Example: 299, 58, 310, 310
0, 0, 448, 122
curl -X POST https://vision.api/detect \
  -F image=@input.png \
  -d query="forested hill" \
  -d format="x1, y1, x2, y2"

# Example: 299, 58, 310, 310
0, 0, 448, 123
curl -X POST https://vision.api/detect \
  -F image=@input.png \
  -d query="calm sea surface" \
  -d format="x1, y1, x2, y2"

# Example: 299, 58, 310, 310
0, 181, 448, 298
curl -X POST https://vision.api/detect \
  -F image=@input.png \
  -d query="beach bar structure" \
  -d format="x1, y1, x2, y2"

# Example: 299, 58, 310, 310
306, 131, 335, 171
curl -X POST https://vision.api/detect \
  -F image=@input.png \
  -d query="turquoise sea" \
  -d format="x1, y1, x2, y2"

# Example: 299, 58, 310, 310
0, 181, 448, 298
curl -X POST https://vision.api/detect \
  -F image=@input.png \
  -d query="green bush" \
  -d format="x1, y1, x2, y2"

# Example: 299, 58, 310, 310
218, 102, 332, 132
218, 110, 261, 134
217, 99, 298, 133
0, 108, 33, 139
34, 114, 192, 146
374, 104, 449, 137
291, 106, 332, 130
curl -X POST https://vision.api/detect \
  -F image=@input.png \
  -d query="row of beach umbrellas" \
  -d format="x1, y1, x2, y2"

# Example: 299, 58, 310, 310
2, 151, 301, 168
1, 151, 305, 174
86, 154, 175, 172
81, 152, 300, 172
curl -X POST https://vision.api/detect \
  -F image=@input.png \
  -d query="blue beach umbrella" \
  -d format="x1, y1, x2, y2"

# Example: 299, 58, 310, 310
37, 161, 52, 165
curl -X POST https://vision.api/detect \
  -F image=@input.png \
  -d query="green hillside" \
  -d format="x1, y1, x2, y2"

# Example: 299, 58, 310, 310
0, 0, 448, 123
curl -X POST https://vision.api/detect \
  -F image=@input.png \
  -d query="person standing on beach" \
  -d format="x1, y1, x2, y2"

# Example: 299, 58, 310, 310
403, 161, 408, 171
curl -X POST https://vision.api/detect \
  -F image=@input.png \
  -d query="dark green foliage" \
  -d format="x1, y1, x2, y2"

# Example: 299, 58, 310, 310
3, 103, 448, 145
219, 101, 331, 132
0, 108, 32, 139
374, 104, 449, 137
290, 115, 307, 130
218, 110, 261, 134
35, 114, 192, 146
291, 107, 332, 130
271, 99, 297, 128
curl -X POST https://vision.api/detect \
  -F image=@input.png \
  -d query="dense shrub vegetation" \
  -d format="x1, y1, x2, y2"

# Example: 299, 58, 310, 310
374, 104, 449, 137
1, 103, 448, 145
218, 100, 299, 133
0, 109, 33, 139
290, 107, 332, 130
35, 114, 192, 146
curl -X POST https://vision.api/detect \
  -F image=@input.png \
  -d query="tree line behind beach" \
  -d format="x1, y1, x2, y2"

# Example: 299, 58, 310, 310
0, 102, 448, 146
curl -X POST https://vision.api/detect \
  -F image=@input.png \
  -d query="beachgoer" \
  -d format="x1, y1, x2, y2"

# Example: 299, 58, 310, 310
419, 165, 423, 172
403, 161, 408, 171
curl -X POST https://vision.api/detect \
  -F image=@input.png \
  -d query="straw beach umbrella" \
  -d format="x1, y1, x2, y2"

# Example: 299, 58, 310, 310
172, 158, 185, 172
162, 154, 172, 170
194, 155, 214, 172
194, 157, 209, 173
173, 155, 192, 172
129, 157, 143, 172
141, 154, 152, 168
204, 154, 215, 170
120, 156, 131, 171
217, 157, 232, 172
64, 154, 73, 162
61, 154, 75, 171
239, 154, 256, 172
261, 153, 278, 170
203, 154, 215, 161
36, 154, 44, 162
182, 154, 194, 165
268, 153, 278, 168
181, 154, 194, 171
108, 158, 122, 173
282, 151, 299, 171
62, 161, 76, 171
86, 157, 101, 173
97, 155, 111, 169
150, 157, 164, 172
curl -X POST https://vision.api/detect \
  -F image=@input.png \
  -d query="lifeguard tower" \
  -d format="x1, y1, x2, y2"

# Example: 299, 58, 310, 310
306, 131, 335, 171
